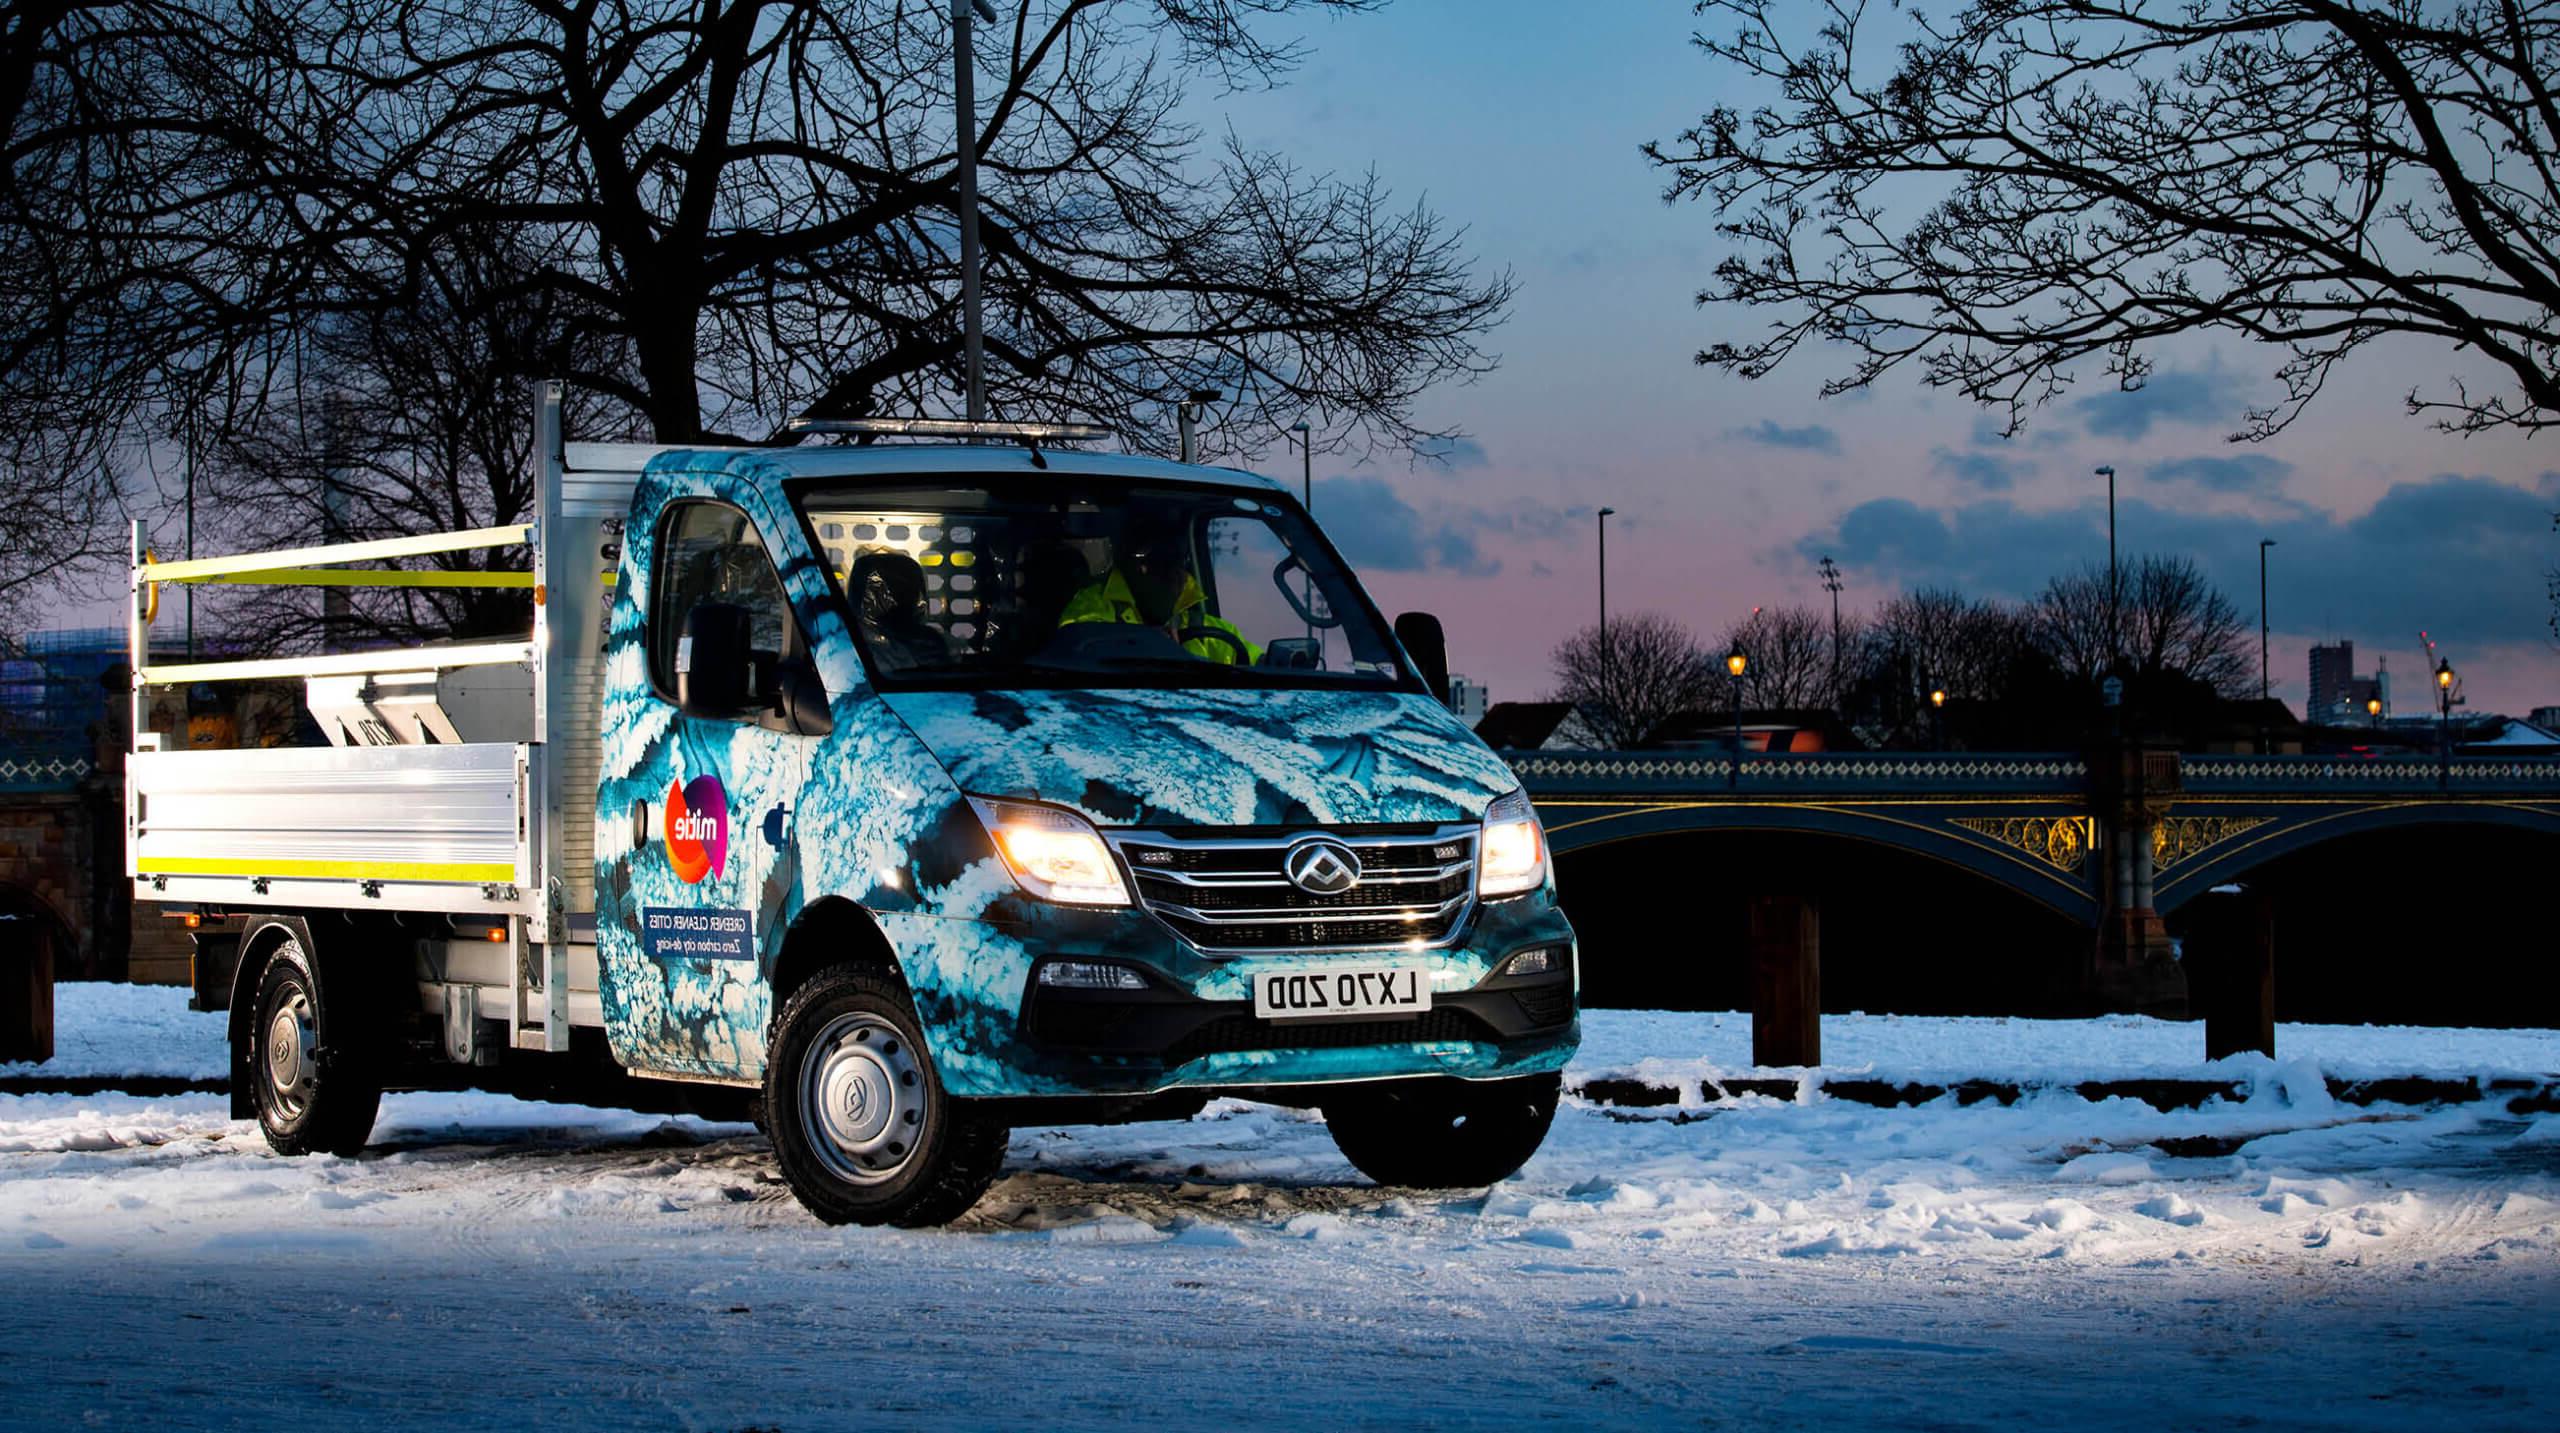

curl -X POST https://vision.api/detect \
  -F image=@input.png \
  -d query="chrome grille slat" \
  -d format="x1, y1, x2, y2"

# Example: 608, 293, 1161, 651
1108, 825, 1478, 953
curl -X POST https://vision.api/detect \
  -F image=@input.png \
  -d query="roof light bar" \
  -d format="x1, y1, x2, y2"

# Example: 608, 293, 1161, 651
784, 416, 1113, 443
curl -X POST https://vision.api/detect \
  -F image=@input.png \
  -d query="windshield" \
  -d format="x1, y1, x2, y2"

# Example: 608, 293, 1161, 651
795, 478, 1412, 691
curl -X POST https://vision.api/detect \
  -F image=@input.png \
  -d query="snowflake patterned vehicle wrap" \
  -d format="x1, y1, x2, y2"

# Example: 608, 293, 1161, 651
596, 447, 1577, 1101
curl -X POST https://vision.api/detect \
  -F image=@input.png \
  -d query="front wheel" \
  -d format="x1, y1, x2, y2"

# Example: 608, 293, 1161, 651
1323, 1073, 1561, 1188
764, 966, 1007, 1227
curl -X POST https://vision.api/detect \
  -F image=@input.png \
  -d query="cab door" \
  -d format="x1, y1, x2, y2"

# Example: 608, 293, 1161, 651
597, 497, 817, 1078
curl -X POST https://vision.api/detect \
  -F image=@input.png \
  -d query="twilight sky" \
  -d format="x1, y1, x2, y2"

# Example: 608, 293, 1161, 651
1207, 0, 2560, 719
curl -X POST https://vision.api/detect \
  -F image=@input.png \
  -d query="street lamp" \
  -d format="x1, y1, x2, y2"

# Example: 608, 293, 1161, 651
1725, 643, 1748, 788
951, 0, 1001, 424
1929, 684, 1947, 751
2436, 658, 2457, 787
2367, 695, 2383, 724
2257, 538, 2276, 702
2094, 465, 2119, 654
1288, 419, 1314, 645
1595, 507, 1617, 644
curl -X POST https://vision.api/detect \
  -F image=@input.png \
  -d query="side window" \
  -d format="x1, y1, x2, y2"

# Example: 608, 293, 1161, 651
651, 501, 793, 702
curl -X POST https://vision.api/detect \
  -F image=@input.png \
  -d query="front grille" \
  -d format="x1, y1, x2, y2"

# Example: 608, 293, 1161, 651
1109, 826, 1477, 953
1165, 1007, 1498, 1065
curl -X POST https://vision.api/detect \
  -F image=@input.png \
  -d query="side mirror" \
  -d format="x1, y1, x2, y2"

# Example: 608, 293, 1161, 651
766, 657, 834, 737
1393, 611, 1452, 709
1261, 636, 1321, 670
677, 602, 760, 718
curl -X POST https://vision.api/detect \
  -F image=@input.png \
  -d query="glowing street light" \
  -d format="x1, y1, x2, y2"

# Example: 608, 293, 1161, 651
1725, 643, 1748, 789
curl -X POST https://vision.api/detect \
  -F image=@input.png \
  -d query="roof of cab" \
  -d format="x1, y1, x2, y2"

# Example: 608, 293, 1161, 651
563, 440, 1285, 493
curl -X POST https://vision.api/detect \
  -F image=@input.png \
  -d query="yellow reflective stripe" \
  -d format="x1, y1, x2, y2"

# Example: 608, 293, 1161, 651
138, 856, 518, 883
141, 525, 532, 582
185, 568, 536, 589
138, 641, 532, 685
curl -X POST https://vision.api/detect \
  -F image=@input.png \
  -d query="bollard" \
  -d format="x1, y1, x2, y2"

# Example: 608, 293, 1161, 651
1, 918, 55, 1064
1749, 893, 1821, 1069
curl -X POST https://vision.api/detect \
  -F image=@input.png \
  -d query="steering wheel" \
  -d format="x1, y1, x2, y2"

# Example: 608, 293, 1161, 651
1173, 626, 1252, 665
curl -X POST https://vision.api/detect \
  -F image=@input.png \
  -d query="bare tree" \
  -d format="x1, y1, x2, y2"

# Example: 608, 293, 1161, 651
1844, 587, 2034, 745
187, 227, 634, 650
0, 1, 173, 617
1719, 604, 1839, 710
1647, 2, 2560, 438
2030, 556, 2254, 696
1548, 613, 1718, 749
147, 0, 1511, 453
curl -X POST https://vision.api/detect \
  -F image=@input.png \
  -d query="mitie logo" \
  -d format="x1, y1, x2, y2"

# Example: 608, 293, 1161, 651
663, 774, 730, 884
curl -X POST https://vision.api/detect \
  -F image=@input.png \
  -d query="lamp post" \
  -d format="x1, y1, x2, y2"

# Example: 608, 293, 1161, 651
1929, 684, 1947, 751
951, 0, 1000, 424
1595, 507, 1617, 643
1725, 643, 1748, 788
2436, 658, 2456, 788
2367, 695, 2383, 727
1289, 420, 1314, 645
2257, 538, 2276, 701
2094, 465, 2119, 654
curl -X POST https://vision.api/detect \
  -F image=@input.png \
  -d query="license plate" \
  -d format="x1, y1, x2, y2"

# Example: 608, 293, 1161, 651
1253, 966, 1432, 1021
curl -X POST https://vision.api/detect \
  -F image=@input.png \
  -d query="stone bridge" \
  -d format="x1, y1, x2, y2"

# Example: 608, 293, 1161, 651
1508, 747, 2560, 1055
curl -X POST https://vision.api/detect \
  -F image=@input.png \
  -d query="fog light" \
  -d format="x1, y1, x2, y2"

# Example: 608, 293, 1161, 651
1502, 947, 1559, 977
1038, 961, 1149, 991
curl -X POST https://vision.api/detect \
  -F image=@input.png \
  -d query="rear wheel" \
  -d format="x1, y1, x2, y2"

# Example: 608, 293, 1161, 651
247, 942, 381, 1157
764, 966, 1007, 1227
1323, 1072, 1560, 1188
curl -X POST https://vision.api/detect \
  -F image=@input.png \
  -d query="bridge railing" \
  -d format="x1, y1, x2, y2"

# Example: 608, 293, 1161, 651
1504, 750, 2091, 797
2179, 753, 2560, 795
1505, 748, 2560, 799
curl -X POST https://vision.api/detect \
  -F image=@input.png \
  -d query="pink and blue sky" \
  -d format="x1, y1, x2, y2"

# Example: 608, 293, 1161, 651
1215, 1, 2560, 720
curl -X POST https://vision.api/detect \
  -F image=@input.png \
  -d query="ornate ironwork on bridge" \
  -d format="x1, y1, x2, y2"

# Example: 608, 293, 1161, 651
1508, 748, 2560, 934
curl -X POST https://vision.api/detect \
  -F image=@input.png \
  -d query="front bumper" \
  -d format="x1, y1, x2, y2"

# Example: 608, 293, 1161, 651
980, 888, 1580, 1096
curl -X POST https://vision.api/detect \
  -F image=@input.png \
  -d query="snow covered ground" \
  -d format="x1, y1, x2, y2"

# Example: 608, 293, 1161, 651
1, 986, 2555, 1429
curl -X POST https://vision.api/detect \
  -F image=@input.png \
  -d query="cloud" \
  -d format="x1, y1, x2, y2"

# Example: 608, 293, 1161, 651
2144, 454, 2292, 492
2073, 368, 2238, 440
1798, 474, 2554, 645
1410, 436, 1490, 470
1729, 419, 1841, 454
1932, 447, 2033, 492
1312, 475, 1501, 576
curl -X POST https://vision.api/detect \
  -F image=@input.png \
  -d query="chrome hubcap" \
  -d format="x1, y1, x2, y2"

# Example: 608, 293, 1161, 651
265, 989, 316, 1119
802, 1013, 925, 1185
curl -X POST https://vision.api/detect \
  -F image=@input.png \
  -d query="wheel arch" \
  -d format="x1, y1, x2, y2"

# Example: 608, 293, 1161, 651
769, 896, 905, 1017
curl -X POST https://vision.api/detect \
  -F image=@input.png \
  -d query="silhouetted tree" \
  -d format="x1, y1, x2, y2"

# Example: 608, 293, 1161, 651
1844, 588, 2034, 746
1648, 2, 2560, 438
2030, 556, 2253, 697
1549, 614, 1718, 750
1719, 604, 1841, 710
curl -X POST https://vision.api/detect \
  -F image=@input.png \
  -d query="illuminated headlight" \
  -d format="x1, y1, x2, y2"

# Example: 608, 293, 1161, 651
1477, 789, 1548, 899
1501, 947, 1560, 977
967, 797, 1131, 906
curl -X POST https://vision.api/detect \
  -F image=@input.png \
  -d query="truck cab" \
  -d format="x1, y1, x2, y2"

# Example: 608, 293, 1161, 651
130, 394, 1576, 1226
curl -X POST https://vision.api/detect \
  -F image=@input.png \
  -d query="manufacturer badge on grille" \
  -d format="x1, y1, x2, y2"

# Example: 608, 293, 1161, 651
1282, 839, 1362, 895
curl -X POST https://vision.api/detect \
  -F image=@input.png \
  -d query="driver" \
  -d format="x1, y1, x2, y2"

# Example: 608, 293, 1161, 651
1056, 515, 1262, 665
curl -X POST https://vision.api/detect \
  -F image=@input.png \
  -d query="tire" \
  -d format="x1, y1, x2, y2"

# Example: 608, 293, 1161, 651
1323, 1072, 1561, 1189
246, 941, 382, 1157
764, 966, 1007, 1227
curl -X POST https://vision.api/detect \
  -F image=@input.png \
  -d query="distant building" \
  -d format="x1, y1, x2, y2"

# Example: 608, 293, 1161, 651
1445, 674, 1489, 725
2307, 641, 2354, 721
2306, 641, 2390, 724
2532, 705, 2560, 732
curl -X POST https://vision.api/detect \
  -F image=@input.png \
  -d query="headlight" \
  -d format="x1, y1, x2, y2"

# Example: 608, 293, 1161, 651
1477, 788, 1548, 899
966, 797, 1131, 906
